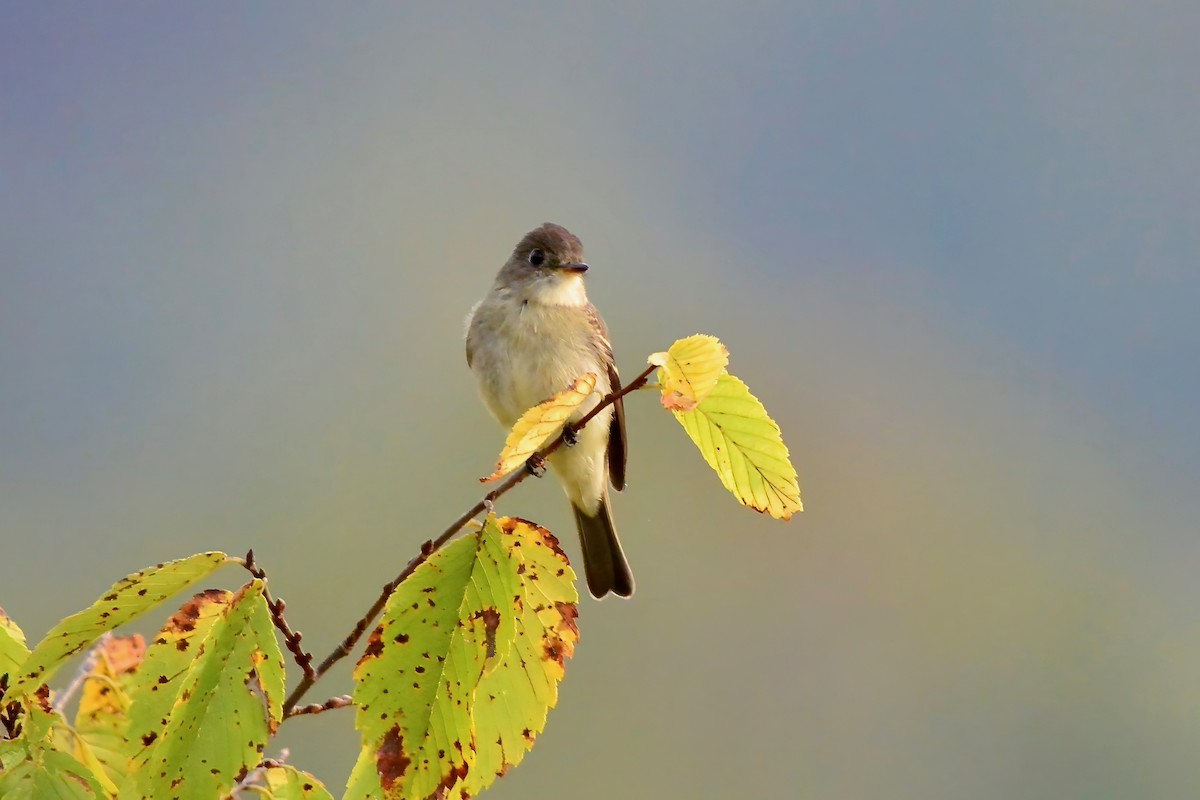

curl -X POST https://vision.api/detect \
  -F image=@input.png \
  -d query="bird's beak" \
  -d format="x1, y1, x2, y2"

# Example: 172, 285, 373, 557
561, 262, 589, 274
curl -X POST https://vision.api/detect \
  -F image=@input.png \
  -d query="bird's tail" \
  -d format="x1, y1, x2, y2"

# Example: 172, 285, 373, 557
572, 494, 634, 599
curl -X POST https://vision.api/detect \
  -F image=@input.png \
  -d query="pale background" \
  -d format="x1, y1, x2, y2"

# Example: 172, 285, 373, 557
3, 4, 1199, 798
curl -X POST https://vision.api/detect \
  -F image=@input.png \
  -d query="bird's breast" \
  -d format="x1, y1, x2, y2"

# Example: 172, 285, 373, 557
469, 298, 608, 427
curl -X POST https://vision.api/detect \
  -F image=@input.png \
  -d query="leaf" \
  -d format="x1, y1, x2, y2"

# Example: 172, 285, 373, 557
348, 515, 577, 799
50, 712, 120, 798
125, 589, 233, 759
73, 634, 146, 788
348, 528, 517, 800
674, 373, 803, 519
648, 334, 729, 411
0, 704, 108, 800
480, 373, 598, 482
466, 516, 578, 796
123, 579, 286, 800
0, 606, 30, 681
7, 552, 231, 697
254, 764, 336, 799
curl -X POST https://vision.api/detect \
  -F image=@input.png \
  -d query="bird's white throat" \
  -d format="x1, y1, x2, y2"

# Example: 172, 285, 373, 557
532, 275, 588, 307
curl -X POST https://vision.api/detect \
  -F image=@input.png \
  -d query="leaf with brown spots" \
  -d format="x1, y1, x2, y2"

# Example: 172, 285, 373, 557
125, 589, 232, 761
0, 606, 29, 682
122, 580, 285, 800
73, 634, 146, 787
251, 764, 335, 799
467, 516, 578, 796
648, 334, 729, 411
480, 373, 598, 482
346, 523, 518, 800
0, 704, 108, 799
7, 552, 230, 698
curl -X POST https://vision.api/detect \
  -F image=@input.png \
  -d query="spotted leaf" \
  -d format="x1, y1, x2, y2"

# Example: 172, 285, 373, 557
347, 520, 520, 800
123, 579, 286, 800
7, 552, 230, 697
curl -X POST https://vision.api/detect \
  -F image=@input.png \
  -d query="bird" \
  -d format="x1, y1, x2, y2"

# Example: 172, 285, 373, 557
465, 223, 633, 598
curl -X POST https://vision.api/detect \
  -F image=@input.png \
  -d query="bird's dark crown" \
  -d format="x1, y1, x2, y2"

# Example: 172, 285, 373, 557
512, 222, 584, 264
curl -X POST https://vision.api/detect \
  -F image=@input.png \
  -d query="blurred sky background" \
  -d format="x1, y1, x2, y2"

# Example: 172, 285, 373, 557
3, 3, 1199, 798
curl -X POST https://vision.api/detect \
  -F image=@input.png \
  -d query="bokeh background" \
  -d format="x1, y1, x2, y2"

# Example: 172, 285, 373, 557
3, 4, 1199, 797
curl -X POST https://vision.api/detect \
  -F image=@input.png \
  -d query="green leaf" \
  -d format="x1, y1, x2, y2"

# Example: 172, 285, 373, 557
123, 579, 286, 800
348, 523, 519, 800
0, 606, 30, 681
648, 333, 730, 410
250, 764, 336, 799
7, 552, 230, 697
347, 516, 578, 800
72, 634, 146, 788
466, 516, 578, 796
674, 373, 803, 519
125, 589, 232, 760
0, 704, 108, 800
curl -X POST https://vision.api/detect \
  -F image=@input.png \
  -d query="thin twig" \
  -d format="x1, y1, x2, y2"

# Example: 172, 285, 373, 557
242, 550, 316, 682
280, 364, 656, 716
284, 694, 354, 718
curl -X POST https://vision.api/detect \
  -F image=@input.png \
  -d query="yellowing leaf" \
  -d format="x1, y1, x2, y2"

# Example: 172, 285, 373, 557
74, 634, 146, 787
124, 580, 286, 800
649, 334, 729, 411
256, 764, 336, 799
348, 529, 516, 800
480, 373, 598, 482
8, 552, 230, 697
0, 704, 108, 800
0, 606, 29, 680
347, 515, 578, 800
674, 373, 802, 519
467, 517, 578, 796
125, 589, 233, 762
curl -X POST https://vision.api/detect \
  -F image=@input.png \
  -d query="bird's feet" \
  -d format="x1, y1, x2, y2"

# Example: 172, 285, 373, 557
525, 454, 547, 478
562, 423, 579, 447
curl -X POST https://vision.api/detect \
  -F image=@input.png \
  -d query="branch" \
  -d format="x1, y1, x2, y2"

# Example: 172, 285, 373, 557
280, 363, 657, 715
242, 550, 316, 683
284, 694, 354, 719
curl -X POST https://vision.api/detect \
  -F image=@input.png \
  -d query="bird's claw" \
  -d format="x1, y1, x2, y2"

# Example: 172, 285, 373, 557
562, 424, 579, 447
525, 454, 547, 478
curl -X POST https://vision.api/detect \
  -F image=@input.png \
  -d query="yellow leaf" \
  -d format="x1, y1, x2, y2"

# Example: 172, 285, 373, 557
648, 334, 729, 411
74, 634, 146, 787
674, 373, 802, 519
480, 373, 598, 482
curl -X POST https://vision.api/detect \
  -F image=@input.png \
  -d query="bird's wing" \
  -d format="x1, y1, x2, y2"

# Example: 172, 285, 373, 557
586, 304, 627, 491
464, 301, 481, 368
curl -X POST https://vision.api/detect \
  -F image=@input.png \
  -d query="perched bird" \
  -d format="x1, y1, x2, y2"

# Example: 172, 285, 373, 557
465, 223, 633, 598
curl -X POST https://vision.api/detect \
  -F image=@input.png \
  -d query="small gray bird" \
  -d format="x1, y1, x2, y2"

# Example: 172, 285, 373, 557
465, 223, 633, 598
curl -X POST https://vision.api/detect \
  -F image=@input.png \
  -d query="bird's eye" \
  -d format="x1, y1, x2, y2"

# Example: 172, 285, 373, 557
528, 249, 546, 267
